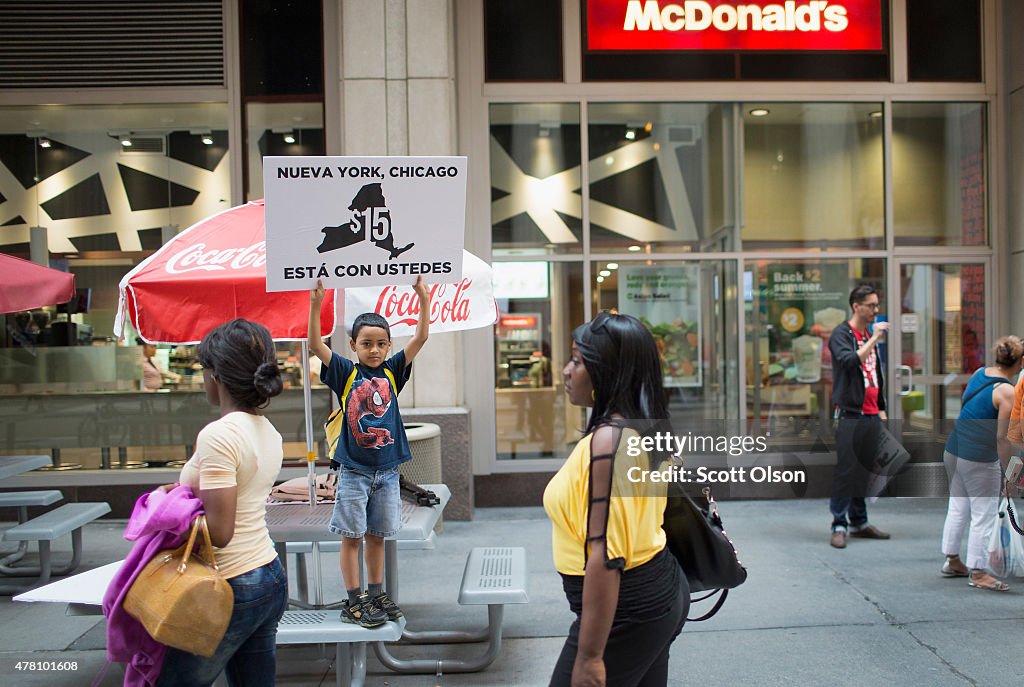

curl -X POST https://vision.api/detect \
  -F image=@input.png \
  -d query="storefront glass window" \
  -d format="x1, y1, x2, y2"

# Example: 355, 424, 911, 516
245, 101, 325, 200
490, 103, 582, 256
0, 102, 232, 350
745, 257, 886, 446
0, 103, 231, 254
591, 259, 740, 422
587, 103, 735, 253
742, 103, 884, 251
893, 103, 986, 247
495, 261, 583, 460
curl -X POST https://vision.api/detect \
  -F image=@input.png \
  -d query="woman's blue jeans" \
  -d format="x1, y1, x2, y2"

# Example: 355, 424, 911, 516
157, 557, 288, 687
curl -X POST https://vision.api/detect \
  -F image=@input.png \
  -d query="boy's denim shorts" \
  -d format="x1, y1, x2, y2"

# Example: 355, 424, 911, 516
328, 466, 401, 538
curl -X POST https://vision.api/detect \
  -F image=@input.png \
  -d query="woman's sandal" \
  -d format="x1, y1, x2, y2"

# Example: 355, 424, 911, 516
967, 572, 1009, 591
941, 558, 969, 578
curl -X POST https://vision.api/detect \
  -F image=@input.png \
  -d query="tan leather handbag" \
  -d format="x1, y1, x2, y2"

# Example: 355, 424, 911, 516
124, 515, 234, 657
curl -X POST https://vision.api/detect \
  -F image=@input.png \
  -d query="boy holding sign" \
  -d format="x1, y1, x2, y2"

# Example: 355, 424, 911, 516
308, 276, 431, 626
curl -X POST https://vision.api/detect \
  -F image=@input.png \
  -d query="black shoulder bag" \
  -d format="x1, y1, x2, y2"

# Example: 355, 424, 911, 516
663, 483, 747, 621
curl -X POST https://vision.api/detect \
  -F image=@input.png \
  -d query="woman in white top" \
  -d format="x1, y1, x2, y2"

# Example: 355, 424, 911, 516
157, 319, 287, 687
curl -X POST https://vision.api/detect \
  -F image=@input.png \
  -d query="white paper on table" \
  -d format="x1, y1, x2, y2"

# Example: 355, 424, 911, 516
12, 560, 122, 606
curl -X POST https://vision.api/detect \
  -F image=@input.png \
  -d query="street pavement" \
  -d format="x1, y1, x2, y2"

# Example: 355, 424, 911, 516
2, 498, 1022, 686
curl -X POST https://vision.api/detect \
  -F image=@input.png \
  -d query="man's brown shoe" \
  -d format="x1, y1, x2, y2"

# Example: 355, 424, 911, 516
830, 530, 847, 548
849, 525, 890, 540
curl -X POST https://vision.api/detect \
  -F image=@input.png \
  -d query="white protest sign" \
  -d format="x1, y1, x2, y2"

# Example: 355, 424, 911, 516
344, 250, 498, 338
263, 156, 466, 291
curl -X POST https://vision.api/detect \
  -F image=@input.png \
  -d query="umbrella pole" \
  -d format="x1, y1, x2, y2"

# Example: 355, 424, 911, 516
301, 340, 324, 606
301, 341, 317, 508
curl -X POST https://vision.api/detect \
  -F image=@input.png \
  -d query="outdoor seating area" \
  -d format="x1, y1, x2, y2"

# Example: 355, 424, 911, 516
8, 482, 536, 685
0, 455, 109, 594
4, 498, 1023, 686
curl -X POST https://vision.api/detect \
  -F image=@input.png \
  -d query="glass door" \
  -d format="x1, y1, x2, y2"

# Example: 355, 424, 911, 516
891, 260, 989, 463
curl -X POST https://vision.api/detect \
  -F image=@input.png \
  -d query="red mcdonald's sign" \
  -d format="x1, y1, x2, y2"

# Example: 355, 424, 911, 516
586, 0, 884, 52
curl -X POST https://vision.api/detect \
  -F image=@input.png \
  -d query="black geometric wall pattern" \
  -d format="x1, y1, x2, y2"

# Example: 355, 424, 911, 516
1, 215, 26, 226
590, 158, 677, 231
167, 130, 229, 171
117, 164, 199, 212
0, 135, 90, 189
40, 174, 110, 220
69, 232, 121, 252
137, 227, 165, 251
490, 128, 700, 245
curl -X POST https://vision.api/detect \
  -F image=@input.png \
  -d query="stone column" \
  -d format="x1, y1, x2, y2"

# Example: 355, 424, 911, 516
331, 0, 471, 516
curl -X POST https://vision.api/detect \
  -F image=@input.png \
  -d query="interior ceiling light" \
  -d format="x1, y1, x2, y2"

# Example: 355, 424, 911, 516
625, 129, 636, 140
644, 121, 653, 132
628, 245, 642, 252
190, 128, 214, 145
38, 138, 51, 149
119, 135, 132, 147
606, 263, 619, 270
749, 108, 770, 117
596, 275, 605, 283
283, 132, 296, 144
599, 270, 611, 277
869, 110, 883, 119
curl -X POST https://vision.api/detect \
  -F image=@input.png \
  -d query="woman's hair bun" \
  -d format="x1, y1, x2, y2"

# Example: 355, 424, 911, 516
253, 361, 283, 397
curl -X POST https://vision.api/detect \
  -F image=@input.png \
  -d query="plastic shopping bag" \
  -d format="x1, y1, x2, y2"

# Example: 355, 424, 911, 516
1008, 498, 1024, 577
988, 499, 1014, 578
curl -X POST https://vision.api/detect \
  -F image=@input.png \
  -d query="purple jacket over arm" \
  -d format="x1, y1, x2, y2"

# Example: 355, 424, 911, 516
102, 485, 204, 687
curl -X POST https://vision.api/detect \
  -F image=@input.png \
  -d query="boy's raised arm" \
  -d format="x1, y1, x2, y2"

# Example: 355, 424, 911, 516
403, 276, 431, 365
308, 279, 333, 365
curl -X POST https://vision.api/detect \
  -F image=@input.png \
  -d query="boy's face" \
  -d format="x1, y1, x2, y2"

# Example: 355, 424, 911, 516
350, 326, 391, 367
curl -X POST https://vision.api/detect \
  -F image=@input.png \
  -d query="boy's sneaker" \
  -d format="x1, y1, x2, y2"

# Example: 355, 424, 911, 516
340, 592, 388, 628
373, 591, 404, 620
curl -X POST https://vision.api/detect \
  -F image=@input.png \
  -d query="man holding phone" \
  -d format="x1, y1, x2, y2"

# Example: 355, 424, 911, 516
828, 284, 892, 549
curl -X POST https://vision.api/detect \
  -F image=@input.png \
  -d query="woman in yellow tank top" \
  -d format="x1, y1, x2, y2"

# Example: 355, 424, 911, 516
543, 312, 687, 686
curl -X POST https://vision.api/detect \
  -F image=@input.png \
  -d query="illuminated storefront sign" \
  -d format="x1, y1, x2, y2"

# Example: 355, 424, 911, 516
586, 0, 884, 51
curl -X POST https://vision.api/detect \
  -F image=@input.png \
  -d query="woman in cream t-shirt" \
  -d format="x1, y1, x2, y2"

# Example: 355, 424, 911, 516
157, 319, 287, 687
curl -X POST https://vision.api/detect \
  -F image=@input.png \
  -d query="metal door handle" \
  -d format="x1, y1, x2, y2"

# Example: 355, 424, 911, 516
897, 365, 913, 396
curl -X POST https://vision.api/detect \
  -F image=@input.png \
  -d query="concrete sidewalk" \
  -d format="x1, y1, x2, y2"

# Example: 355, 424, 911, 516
2, 498, 1022, 686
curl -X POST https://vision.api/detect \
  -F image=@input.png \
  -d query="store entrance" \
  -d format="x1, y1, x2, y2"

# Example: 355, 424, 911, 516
890, 260, 990, 475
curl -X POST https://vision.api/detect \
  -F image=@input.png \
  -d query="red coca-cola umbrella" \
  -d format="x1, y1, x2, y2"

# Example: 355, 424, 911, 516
114, 199, 337, 506
0, 253, 76, 314
115, 200, 335, 344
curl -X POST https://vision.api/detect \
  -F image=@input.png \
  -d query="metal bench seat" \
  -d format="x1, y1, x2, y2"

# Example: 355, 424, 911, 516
0, 490, 64, 508
0, 502, 110, 593
276, 610, 405, 687
375, 546, 529, 675
0, 490, 65, 569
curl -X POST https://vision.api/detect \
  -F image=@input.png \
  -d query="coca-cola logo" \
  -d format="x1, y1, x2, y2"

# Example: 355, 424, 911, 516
165, 242, 268, 274
374, 279, 473, 327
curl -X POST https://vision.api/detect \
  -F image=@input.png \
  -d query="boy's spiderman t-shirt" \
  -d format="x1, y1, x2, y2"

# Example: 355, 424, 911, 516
321, 350, 413, 472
